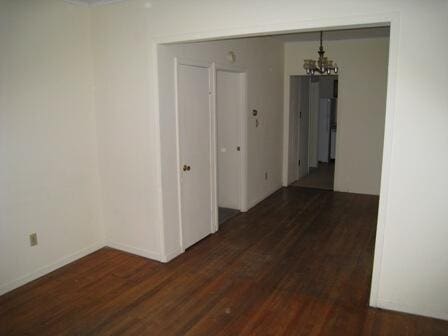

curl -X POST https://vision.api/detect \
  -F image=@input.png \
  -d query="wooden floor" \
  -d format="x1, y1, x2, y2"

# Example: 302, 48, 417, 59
293, 162, 335, 190
1, 187, 447, 335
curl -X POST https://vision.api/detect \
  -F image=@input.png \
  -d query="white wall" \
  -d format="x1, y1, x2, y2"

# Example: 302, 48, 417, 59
90, 4, 163, 260
157, 37, 284, 257
0, 0, 104, 294
91, 0, 448, 320
284, 37, 389, 195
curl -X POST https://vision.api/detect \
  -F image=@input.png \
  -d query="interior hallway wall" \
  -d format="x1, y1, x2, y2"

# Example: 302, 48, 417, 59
284, 37, 389, 195
0, 0, 104, 294
91, 3, 162, 259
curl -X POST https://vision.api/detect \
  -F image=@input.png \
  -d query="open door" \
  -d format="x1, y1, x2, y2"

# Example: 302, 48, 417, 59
176, 60, 214, 249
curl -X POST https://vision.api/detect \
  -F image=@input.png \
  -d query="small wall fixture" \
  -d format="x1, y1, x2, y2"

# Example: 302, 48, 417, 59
227, 51, 236, 63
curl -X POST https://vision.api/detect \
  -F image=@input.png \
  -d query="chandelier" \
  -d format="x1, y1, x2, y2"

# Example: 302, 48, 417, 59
303, 31, 339, 75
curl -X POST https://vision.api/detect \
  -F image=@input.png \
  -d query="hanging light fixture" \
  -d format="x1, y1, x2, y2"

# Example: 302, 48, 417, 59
303, 31, 339, 75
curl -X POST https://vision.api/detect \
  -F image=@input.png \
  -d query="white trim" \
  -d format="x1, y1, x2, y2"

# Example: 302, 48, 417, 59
152, 35, 167, 265
63, 0, 90, 6
63, 0, 127, 6
213, 64, 249, 213
176, 57, 212, 69
248, 184, 283, 209
160, 247, 184, 263
152, 14, 392, 45
376, 299, 448, 322
210, 63, 219, 232
107, 242, 162, 261
369, 14, 400, 307
174, 58, 215, 250
0, 241, 105, 295
173, 58, 183, 251
207, 65, 216, 231
214, 63, 246, 74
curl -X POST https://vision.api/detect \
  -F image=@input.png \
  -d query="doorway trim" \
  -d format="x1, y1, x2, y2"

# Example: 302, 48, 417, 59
154, 12, 400, 309
174, 57, 215, 252
213, 63, 249, 218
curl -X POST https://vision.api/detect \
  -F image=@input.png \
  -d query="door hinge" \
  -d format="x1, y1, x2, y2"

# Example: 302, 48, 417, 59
299, 111, 302, 119
299, 160, 301, 166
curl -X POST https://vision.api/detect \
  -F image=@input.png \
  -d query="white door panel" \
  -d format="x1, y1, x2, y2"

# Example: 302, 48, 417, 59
177, 63, 213, 249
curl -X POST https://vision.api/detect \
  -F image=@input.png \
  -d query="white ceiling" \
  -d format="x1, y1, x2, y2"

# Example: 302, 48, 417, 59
273, 27, 390, 42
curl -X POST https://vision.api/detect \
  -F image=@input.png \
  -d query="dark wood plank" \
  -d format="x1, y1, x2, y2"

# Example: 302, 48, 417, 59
0, 187, 447, 335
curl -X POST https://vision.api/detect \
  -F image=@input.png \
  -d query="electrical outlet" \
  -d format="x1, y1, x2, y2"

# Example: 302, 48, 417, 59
29, 233, 38, 247
265, 172, 268, 180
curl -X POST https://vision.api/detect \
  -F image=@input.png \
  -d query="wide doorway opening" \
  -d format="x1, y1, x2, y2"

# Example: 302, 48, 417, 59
290, 75, 338, 190
157, 24, 392, 309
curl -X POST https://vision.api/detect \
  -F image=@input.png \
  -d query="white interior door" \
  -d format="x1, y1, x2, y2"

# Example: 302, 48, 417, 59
177, 62, 213, 249
298, 77, 310, 179
216, 70, 242, 210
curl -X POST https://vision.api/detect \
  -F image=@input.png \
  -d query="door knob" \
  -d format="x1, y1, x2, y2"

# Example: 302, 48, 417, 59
183, 164, 191, 171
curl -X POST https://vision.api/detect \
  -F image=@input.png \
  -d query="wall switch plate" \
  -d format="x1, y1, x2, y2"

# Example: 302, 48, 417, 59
29, 233, 38, 247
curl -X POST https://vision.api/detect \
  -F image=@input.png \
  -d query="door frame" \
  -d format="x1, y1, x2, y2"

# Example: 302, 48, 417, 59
213, 63, 249, 220
174, 57, 216, 252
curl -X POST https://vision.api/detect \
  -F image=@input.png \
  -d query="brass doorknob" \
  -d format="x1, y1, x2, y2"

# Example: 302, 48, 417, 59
183, 165, 191, 171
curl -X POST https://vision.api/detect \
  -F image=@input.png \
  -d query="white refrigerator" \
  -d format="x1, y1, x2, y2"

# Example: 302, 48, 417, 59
318, 98, 336, 163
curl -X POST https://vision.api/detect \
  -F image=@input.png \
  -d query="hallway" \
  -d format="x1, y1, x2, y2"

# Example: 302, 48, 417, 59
294, 162, 335, 190
1, 188, 447, 335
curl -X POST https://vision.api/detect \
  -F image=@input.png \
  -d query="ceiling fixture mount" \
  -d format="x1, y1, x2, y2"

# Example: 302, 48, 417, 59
303, 31, 339, 75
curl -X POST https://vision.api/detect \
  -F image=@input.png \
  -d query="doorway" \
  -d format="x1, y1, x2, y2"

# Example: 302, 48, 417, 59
175, 59, 214, 250
291, 75, 338, 190
175, 59, 248, 250
158, 25, 393, 310
215, 68, 246, 225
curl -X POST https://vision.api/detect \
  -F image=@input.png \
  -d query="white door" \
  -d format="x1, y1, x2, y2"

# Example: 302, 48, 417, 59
216, 70, 242, 210
298, 77, 310, 179
177, 62, 213, 249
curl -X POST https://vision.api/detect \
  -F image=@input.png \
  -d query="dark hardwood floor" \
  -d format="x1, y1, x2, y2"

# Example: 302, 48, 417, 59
1, 187, 447, 335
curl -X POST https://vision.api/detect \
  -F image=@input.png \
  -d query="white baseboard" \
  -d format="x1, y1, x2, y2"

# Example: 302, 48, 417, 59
248, 184, 282, 209
107, 241, 162, 262
160, 247, 184, 263
376, 299, 448, 321
0, 241, 105, 296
